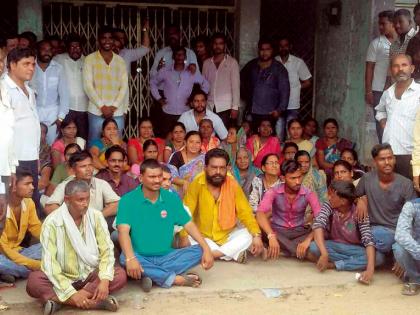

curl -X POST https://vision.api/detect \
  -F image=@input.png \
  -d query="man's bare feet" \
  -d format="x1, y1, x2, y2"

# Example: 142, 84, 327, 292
173, 273, 202, 287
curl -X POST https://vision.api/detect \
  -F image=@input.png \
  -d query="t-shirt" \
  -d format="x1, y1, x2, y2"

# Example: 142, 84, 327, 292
116, 186, 191, 256
365, 36, 392, 92
355, 171, 417, 230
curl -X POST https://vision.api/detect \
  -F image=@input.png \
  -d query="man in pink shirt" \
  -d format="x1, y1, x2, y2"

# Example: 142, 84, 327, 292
256, 160, 320, 259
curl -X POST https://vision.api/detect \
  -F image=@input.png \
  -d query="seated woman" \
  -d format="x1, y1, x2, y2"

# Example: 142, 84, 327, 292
281, 142, 299, 163
295, 150, 328, 224
246, 119, 281, 169
315, 118, 353, 177
249, 153, 281, 213
169, 131, 205, 196
302, 117, 320, 147
232, 147, 261, 196
307, 180, 384, 284
199, 119, 220, 153
221, 125, 240, 165
332, 159, 361, 186
128, 118, 165, 165
164, 122, 186, 163
45, 143, 82, 197
39, 123, 53, 193
50, 116, 86, 168
287, 119, 315, 157
340, 148, 366, 180
89, 118, 126, 171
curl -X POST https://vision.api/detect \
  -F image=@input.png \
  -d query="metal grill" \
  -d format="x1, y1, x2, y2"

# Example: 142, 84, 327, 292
43, 1, 235, 138
0, 2, 17, 40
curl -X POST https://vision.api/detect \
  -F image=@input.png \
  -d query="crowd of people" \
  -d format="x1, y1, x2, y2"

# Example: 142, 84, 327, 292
0, 7, 420, 314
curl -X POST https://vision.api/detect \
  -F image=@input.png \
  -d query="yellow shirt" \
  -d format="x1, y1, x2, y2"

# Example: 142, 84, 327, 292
412, 108, 420, 177
0, 198, 42, 270
183, 172, 260, 245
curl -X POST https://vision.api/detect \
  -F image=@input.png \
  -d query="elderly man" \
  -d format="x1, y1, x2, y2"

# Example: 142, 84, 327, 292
117, 159, 213, 290
45, 151, 120, 232
26, 180, 127, 314
180, 149, 263, 263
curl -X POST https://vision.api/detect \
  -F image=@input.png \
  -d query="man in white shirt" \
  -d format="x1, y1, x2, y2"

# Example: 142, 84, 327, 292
365, 10, 397, 143
274, 37, 312, 141
31, 40, 69, 144
54, 34, 89, 140
202, 33, 240, 127
3, 48, 42, 215
178, 88, 228, 140
376, 54, 420, 180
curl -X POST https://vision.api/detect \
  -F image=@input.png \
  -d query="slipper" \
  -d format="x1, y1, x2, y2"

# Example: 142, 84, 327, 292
43, 300, 62, 315
180, 272, 202, 287
402, 283, 420, 296
95, 295, 119, 312
237, 250, 248, 264
140, 276, 153, 293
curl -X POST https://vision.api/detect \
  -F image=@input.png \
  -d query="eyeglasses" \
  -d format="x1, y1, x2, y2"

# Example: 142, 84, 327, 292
265, 161, 279, 166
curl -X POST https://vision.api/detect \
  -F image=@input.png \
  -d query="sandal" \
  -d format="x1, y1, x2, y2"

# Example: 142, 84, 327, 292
402, 283, 420, 296
140, 276, 153, 293
180, 272, 202, 287
43, 300, 62, 315
237, 250, 248, 264
95, 295, 119, 312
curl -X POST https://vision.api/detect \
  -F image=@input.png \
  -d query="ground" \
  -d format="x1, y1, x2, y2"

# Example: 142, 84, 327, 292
1, 257, 418, 315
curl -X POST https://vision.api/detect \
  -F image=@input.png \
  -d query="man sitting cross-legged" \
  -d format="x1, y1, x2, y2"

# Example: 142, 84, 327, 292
117, 159, 214, 291
26, 180, 127, 315
307, 180, 384, 285
256, 160, 321, 260
180, 148, 264, 263
0, 168, 42, 284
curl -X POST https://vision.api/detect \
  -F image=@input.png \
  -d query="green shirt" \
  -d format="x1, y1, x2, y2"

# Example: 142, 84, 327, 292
116, 186, 191, 256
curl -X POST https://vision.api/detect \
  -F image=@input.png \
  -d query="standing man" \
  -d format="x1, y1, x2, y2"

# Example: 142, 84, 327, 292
54, 34, 89, 140
83, 26, 128, 144
3, 48, 42, 215
365, 10, 397, 143
413, 108, 420, 193
241, 38, 289, 132
375, 54, 420, 179
407, 4, 420, 81
275, 37, 312, 141
178, 88, 228, 139
31, 40, 69, 144
150, 47, 209, 137
202, 33, 240, 127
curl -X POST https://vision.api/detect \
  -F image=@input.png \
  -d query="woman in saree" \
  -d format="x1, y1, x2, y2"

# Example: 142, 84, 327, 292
163, 122, 186, 163
246, 119, 281, 169
232, 147, 261, 196
221, 125, 240, 165
199, 119, 220, 153
287, 119, 317, 167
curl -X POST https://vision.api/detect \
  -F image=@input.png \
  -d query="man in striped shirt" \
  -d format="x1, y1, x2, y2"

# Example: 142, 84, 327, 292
26, 180, 126, 315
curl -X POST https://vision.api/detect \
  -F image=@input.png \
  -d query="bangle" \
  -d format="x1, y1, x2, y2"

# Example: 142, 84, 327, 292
267, 232, 276, 240
125, 256, 137, 262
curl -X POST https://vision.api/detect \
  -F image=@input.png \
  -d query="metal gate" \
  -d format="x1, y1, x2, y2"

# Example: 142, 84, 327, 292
43, 0, 236, 138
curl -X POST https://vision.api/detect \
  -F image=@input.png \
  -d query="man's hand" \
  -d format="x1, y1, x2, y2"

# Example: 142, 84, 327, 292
249, 235, 264, 256
158, 98, 167, 107
269, 110, 280, 119
414, 176, 420, 193
187, 64, 197, 74
230, 109, 239, 120
379, 118, 387, 130
101, 106, 114, 119
356, 196, 369, 222
316, 254, 329, 272
178, 236, 191, 248
267, 237, 280, 259
359, 269, 374, 285
365, 92, 374, 106
54, 119, 62, 129
296, 238, 311, 259
201, 249, 214, 270
69, 290, 94, 309
392, 262, 405, 279
109, 133, 121, 145
142, 18, 149, 30
126, 258, 143, 280
92, 279, 109, 302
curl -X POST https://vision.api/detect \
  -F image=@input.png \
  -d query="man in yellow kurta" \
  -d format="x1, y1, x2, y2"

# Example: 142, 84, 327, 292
181, 148, 264, 263
0, 168, 42, 282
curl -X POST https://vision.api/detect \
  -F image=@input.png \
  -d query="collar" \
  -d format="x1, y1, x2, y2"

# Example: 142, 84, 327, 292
276, 183, 308, 196
3, 74, 30, 92
36, 59, 59, 71
6, 199, 27, 219
66, 175, 96, 189
136, 185, 164, 204
277, 54, 293, 64
211, 54, 228, 63
391, 79, 420, 93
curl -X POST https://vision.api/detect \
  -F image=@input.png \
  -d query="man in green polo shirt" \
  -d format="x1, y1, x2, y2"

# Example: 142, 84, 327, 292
117, 159, 213, 290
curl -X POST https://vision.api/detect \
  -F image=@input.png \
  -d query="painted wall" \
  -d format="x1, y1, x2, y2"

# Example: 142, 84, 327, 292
18, 0, 43, 40
315, 0, 372, 162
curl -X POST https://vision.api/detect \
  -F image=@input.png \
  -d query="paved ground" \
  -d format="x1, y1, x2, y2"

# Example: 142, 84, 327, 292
1, 257, 419, 315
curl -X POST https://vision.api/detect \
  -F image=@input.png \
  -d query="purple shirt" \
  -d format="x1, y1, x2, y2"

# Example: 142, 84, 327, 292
95, 170, 139, 197
257, 184, 321, 229
150, 65, 209, 115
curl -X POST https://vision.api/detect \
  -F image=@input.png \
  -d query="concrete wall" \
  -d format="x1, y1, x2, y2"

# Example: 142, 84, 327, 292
314, 0, 372, 162
18, 0, 43, 40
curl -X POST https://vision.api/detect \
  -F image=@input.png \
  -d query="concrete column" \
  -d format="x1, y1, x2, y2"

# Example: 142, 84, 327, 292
18, 0, 43, 40
236, 0, 261, 67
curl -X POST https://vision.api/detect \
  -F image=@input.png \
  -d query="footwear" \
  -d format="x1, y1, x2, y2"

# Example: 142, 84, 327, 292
237, 250, 248, 264
95, 295, 119, 312
0, 274, 15, 283
43, 300, 62, 315
140, 276, 153, 293
402, 283, 420, 296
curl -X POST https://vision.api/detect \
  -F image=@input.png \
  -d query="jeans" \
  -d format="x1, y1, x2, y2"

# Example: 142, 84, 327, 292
120, 245, 203, 288
88, 113, 124, 146
0, 243, 42, 278
18, 160, 43, 219
393, 243, 420, 284
371, 225, 395, 254
275, 109, 299, 141
309, 240, 385, 271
